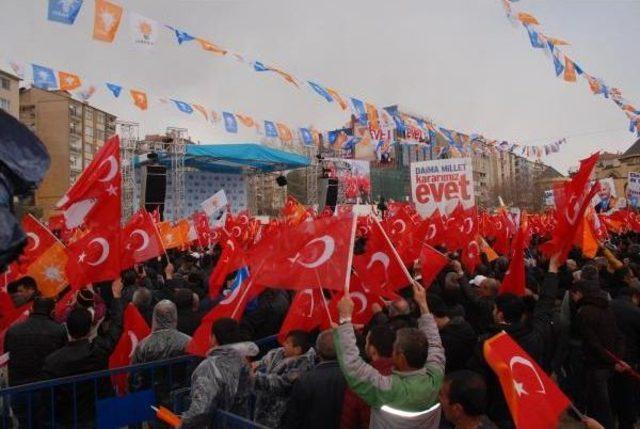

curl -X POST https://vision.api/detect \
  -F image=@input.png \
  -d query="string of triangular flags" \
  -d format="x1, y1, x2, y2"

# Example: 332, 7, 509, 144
8, 58, 323, 147
501, 0, 640, 136
39, 0, 570, 159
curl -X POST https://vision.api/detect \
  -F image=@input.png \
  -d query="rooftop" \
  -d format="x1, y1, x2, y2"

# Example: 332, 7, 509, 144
620, 138, 640, 160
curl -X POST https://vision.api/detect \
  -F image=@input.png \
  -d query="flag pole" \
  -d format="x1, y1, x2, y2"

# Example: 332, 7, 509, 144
372, 216, 414, 285
343, 214, 358, 294
149, 213, 171, 265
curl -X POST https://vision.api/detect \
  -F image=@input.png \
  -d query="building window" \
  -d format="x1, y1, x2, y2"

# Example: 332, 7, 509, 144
0, 98, 10, 111
0, 77, 9, 90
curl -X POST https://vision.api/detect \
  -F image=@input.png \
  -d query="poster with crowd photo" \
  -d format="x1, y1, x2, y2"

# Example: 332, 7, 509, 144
322, 158, 372, 204
627, 173, 640, 208
410, 157, 475, 218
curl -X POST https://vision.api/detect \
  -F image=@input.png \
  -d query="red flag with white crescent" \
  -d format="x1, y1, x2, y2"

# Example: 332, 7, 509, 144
56, 135, 121, 230
66, 226, 121, 289
484, 332, 570, 429
109, 303, 151, 395
121, 210, 163, 269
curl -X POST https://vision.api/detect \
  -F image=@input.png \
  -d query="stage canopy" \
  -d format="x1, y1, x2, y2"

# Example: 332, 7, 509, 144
152, 143, 310, 174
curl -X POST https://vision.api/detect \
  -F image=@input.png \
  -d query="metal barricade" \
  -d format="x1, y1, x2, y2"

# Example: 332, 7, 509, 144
0, 355, 200, 428
0, 335, 281, 428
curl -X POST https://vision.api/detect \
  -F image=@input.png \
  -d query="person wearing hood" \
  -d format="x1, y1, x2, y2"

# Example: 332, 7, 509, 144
570, 273, 627, 429
131, 300, 191, 363
253, 330, 316, 428
181, 318, 256, 428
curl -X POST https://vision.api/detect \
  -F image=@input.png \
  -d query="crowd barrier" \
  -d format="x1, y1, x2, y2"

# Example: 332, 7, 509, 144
0, 335, 280, 428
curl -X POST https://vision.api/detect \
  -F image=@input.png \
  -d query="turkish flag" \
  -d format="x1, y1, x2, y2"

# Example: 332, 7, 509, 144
66, 226, 120, 289
424, 209, 446, 247
381, 209, 415, 244
250, 214, 356, 291
121, 210, 163, 269
352, 218, 409, 299
492, 210, 512, 256
542, 153, 599, 262
189, 267, 264, 357
329, 275, 385, 326
56, 135, 121, 230
278, 288, 331, 344
484, 331, 570, 429
419, 244, 448, 288
500, 221, 529, 296
109, 303, 151, 395
192, 211, 212, 247
21, 214, 57, 264
208, 235, 245, 298
460, 236, 482, 275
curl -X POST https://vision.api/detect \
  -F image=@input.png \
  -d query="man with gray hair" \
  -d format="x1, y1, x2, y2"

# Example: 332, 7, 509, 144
131, 300, 191, 364
282, 330, 347, 429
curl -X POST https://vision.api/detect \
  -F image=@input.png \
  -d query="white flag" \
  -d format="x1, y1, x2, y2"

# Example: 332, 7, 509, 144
129, 12, 159, 48
201, 189, 228, 226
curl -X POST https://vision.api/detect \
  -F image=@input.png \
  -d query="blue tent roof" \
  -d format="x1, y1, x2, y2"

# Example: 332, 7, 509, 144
154, 143, 310, 174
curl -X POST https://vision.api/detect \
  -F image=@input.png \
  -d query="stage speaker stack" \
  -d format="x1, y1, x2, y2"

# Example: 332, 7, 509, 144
319, 177, 339, 211
142, 165, 167, 219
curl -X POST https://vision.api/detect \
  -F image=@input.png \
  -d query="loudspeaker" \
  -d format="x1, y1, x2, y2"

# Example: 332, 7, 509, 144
142, 165, 167, 219
325, 177, 339, 210
276, 175, 287, 187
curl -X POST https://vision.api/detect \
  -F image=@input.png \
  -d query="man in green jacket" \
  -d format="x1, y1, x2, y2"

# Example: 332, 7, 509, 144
333, 280, 445, 429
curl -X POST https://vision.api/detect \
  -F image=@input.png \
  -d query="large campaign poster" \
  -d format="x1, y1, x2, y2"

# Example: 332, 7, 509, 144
322, 158, 372, 204
410, 158, 475, 217
628, 173, 640, 208
592, 177, 617, 213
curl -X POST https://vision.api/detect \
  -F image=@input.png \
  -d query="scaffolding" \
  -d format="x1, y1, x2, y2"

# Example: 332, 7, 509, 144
118, 125, 189, 221
118, 121, 140, 221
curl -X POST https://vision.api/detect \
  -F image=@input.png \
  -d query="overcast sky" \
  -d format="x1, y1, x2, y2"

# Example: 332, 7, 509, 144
2, 0, 639, 173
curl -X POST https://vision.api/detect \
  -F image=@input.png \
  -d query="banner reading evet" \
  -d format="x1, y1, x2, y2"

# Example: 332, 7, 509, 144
410, 157, 475, 218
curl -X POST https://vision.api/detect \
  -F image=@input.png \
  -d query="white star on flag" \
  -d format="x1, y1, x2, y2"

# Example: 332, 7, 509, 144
66, 76, 76, 85
38, 71, 50, 81
78, 251, 87, 263
137, 94, 144, 102
106, 184, 118, 196
165, 233, 174, 244
513, 380, 528, 397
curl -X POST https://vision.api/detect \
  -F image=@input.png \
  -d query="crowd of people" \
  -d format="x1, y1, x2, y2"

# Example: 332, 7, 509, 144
2, 229, 640, 429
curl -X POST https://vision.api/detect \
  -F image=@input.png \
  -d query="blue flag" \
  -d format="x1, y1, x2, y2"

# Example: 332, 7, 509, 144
253, 61, 270, 72
350, 98, 367, 122
32, 64, 57, 89
47, 0, 83, 24
300, 128, 313, 145
264, 121, 278, 137
328, 130, 339, 145
384, 106, 405, 133
574, 63, 584, 75
308, 81, 333, 102
106, 83, 122, 98
170, 27, 195, 44
525, 25, 544, 49
172, 100, 193, 114
223, 112, 238, 133
438, 127, 456, 145
552, 53, 564, 76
